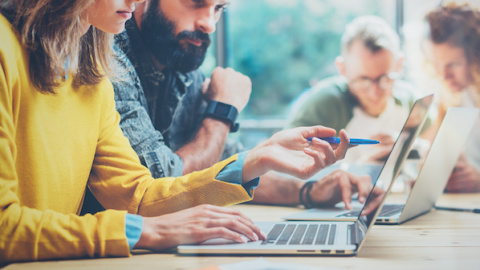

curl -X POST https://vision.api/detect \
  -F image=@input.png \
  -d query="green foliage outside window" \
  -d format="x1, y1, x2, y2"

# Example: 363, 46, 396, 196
202, 0, 396, 119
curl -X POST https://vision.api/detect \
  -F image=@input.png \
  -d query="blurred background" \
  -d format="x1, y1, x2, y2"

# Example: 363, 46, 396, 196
199, 0, 480, 149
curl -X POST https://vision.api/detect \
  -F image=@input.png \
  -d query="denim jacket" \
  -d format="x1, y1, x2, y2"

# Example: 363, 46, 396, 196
112, 19, 242, 179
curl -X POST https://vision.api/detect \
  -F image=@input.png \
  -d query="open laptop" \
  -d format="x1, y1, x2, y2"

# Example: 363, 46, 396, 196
377, 106, 479, 224
176, 94, 433, 256
284, 107, 479, 224
283, 94, 434, 222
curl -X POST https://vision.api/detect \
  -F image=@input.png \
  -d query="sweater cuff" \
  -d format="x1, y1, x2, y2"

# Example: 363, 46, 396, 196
216, 151, 260, 197
125, 213, 143, 251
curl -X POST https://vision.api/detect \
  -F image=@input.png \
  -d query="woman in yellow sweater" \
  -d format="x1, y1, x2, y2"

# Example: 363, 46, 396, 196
0, 0, 350, 264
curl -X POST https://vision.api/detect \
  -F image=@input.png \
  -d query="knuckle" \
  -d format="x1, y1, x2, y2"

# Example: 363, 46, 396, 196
193, 229, 208, 242
229, 219, 239, 227
213, 66, 223, 73
231, 208, 241, 216
218, 227, 230, 236
201, 204, 212, 210
199, 205, 213, 214
331, 170, 342, 178
340, 176, 350, 186
333, 169, 342, 174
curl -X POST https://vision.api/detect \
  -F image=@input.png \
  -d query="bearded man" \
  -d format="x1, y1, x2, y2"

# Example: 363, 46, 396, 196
81, 0, 375, 214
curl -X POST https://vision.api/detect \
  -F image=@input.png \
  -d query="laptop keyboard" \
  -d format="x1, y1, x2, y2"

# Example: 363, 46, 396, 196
337, 204, 404, 217
316, 224, 329, 245
261, 224, 336, 245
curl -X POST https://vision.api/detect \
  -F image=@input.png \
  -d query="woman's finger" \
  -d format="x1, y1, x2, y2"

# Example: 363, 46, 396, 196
334, 129, 350, 160
206, 218, 260, 242
337, 173, 352, 210
353, 175, 373, 203
303, 148, 327, 175
195, 227, 249, 244
310, 137, 336, 165
200, 206, 265, 240
361, 189, 386, 215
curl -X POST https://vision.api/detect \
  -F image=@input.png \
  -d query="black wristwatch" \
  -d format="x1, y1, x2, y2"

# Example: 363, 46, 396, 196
204, 100, 240, 133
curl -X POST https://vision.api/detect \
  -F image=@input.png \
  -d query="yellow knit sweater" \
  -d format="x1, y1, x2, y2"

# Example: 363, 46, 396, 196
0, 14, 252, 264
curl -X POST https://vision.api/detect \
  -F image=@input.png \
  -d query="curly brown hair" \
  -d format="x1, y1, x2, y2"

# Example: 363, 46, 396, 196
0, 0, 120, 94
426, 2, 480, 93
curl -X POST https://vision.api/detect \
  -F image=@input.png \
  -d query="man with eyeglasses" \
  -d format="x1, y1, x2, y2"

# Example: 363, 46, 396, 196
287, 16, 425, 163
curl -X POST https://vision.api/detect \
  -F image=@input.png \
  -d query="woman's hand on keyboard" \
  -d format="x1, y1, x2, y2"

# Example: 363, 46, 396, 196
133, 204, 267, 251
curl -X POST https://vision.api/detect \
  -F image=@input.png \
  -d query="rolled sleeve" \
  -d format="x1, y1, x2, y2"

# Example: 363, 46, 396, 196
216, 151, 260, 197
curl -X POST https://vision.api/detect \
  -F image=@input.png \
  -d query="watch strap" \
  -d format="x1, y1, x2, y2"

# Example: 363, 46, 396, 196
204, 100, 240, 132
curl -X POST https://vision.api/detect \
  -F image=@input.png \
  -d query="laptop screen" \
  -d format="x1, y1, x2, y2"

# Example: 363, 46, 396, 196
352, 94, 434, 249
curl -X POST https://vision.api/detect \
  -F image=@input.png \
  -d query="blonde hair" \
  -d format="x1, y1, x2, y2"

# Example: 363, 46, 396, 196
0, 0, 120, 94
341, 16, 400, 58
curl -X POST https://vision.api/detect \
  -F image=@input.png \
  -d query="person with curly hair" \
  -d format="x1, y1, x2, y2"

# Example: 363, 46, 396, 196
424, 2, 480, 192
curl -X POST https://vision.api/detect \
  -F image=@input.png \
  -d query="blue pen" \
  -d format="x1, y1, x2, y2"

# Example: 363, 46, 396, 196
307, 137, 380, 146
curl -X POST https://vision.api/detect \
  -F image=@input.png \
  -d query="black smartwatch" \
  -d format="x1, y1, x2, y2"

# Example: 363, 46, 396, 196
204, 100, 240, 132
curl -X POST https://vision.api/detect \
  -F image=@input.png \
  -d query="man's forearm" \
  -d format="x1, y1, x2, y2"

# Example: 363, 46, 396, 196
249, 171, 304, 205
176, 118, 231, 175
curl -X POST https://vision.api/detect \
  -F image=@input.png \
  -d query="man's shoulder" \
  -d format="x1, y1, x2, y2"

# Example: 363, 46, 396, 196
114, 31, 130, 53
286, 76, 353, 130
112, 36, 133, 70
110, 37, 143, 101
307, 76, 351, 104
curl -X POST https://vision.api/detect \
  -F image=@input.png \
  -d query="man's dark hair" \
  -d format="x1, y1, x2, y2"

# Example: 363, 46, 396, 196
341, 16, 400, 57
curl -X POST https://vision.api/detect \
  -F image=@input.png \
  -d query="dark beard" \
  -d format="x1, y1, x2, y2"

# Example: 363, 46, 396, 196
140, 0, 211, 73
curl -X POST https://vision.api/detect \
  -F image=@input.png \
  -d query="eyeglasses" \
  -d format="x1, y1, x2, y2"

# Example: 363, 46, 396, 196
348, 73, 400, 92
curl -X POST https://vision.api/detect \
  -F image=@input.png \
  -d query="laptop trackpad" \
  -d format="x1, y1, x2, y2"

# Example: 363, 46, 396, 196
200, 237, 257, 245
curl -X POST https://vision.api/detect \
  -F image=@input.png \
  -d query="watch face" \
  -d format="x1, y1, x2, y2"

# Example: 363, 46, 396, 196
214, 103, 231, 116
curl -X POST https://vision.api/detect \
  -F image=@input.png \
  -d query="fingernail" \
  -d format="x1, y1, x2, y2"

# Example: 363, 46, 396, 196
240, 235, 249, 243
359, 197, 365, 203
253, 233, 259, 241
261, 231, 267, 239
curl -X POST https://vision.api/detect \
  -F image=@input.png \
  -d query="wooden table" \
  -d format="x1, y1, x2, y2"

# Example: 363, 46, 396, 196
4, 193, 480, 270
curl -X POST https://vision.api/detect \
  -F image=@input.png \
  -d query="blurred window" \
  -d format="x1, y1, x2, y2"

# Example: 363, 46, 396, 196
199, 0, 406, 148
